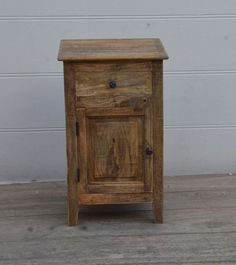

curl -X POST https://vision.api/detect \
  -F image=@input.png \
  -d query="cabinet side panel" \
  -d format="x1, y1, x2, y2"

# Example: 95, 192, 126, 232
152, 61, 164, 223
63, 62, 79, 225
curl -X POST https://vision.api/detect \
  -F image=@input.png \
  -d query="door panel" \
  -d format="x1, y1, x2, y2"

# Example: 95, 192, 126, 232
88, 116, 144, 181
77, 107, 152, 194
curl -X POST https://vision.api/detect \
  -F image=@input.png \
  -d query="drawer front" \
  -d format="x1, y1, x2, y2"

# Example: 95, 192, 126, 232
75, 62, 152, 97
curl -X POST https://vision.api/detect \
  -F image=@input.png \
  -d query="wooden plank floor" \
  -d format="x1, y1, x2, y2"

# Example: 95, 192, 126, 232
0, 174, 236, 265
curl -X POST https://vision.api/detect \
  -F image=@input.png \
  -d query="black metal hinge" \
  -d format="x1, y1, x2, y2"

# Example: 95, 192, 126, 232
77, 168, 80, 182
76, 121, 79, 136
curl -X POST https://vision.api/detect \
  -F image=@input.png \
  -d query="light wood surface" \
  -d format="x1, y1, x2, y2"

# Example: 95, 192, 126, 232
76, 108, 87, 195
59, 39, 168, 224
0, 174, 236, 264
58, 39, 169, 61
76, 94, 150, 109
63, 63, 79, 226
77, 107, 153, 194
152, 61, 164, 223
88, 117, 143, 180
75, 62, 152, 97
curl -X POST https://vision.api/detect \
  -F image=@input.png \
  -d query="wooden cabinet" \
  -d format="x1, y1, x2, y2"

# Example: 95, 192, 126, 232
58, 39, 168, 225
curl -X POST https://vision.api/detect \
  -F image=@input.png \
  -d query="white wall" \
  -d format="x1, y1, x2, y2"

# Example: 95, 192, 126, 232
0, 0, 236, 182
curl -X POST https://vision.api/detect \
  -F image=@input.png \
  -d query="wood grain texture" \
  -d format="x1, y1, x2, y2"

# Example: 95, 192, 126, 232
152, 61, 164, 223
1, 175, 236, 217
75, 62, 152, 97
86, 182, 145, 194
86, 107, 145, 117
75, 62, 152, 72
63, 63, 79, 226
76, 108, 87, 195
85, 108, 152, 194
1, 175, 236, 264
77, 94, 150, 109
59, 39, 167, 224
144, 103, 153, 192
1, 233, 236, 265
79, 192, 152, 205
165, 174, 236, 192
88, 117, 143, 180
58, 39, 169, 61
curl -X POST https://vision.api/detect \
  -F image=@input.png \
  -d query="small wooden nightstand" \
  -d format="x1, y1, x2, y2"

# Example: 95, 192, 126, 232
58, 39, 168, 225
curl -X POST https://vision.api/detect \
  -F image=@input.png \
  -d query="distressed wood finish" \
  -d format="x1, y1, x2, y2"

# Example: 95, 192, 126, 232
81, 106, 152, 194
63, 63, 78, 226
152, 61, 164, 223
79, 192, 152, 205
58, 38, 168, 61
58, 39, 168, 225
1, 175, 236, 264
86, 107, 145, 117
76, 94, 150, 109
76, 108, 87, 195
86, 182, 145, 194
75, 62, 152, 97
88, 117, 143, 180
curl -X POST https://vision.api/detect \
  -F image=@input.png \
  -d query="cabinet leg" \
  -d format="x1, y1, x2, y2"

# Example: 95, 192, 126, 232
152, 196, 163, 223
68, 199, 79, 226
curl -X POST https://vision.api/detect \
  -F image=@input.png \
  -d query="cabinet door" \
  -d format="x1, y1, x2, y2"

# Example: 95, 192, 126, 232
77, 107, 153, 194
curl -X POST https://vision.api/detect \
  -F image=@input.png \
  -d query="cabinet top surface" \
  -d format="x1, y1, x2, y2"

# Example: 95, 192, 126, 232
58, 38, 168, 61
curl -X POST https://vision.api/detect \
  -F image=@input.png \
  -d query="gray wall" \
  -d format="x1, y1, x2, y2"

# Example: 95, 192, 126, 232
1, 0, 236, 182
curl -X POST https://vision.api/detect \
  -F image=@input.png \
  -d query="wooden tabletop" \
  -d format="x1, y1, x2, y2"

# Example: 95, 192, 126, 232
58, 38, 169, 61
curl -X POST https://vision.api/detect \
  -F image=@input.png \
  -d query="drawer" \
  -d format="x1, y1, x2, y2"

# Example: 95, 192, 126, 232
74, 62, 152, 97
